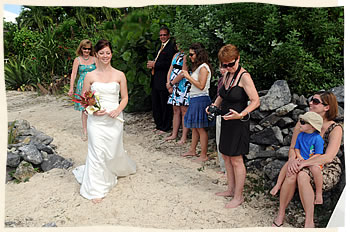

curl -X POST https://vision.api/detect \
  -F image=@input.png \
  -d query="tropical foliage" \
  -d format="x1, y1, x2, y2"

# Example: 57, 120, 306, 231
4, 4, 344, 111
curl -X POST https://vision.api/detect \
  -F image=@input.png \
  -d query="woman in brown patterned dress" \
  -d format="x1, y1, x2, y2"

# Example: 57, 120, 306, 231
273, 91, 343, 228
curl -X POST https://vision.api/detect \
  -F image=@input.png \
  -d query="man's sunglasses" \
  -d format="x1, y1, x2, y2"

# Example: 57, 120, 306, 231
309, 97, 327, 106
221, 60, 236, 68
159, 34, 168, 37
82, 47, 92, 51
299, 119, 309, 125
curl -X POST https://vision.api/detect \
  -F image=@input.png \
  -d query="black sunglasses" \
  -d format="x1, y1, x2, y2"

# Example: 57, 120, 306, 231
189, 53, 195, 57
299, 119, 309, 125
159, 34, 168, 37
309, 97, 327, 106
221, 60, 236, 68
82, 47, 92, 51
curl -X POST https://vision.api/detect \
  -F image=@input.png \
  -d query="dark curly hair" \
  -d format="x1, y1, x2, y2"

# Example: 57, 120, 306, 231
189, 43, 212, 74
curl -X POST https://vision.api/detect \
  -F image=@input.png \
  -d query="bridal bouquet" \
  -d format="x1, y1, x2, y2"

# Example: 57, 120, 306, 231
71, 90, 101, 115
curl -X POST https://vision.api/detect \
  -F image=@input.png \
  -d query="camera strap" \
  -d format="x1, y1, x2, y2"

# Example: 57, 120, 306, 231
225, 65, 241, 91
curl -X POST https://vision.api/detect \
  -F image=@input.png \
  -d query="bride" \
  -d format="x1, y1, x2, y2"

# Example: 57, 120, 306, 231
73, 39, 136, 203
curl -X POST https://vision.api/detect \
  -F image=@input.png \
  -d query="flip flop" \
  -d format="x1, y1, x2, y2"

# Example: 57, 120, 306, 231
273, 221, 283, 227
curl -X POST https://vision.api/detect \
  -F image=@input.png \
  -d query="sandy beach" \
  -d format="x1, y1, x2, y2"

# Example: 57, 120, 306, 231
5, 90, 288, 229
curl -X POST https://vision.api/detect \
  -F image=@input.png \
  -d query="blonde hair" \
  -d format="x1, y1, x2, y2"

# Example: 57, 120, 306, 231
75, 39, 94, 56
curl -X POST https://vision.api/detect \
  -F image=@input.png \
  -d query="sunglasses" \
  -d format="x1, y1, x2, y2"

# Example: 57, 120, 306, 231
159, 34, 168, 37
189, 53, 195, 57
309, 97, 327, 106
221, 60, 236, 68
82, 47, 92, 51
299, 119, 309, 125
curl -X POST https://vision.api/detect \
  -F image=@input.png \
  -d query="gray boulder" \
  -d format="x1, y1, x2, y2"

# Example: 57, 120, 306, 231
7, 151, 21, 168
292, 109, 306, 121
275, 103, 298, 116
263, 159, 286, 180
246, 150, 276, 160
250, 126, 283, 145
259, 80, 291, 111
259, 113, 281, 128
329, 86, 344, 103
277, 117, 295, 128
18, 144, 43, 165
41, 154, 73, 172
276, 146, 290, 160
32, 131, 53, 145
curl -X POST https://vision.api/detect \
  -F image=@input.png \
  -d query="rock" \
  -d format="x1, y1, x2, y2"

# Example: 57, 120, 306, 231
275, 103, 298, 116
329, 85, 344, 103
18, 144, 43, 165
281, 128, 289, 135
41, 154, 73, 172
276, 146, 290, 160
259, 80, 291, 111
292, 109, 305, 121
259, 113, 281, 128
12, 119, 31, 131
13, 161, 36, 182
251, 110, 269, 120
42, 222, 57, 227
252, 124, 264, 132
250, 126, 283, 145
32, 131, 53, 145
6, 167, 16, 182
297, 95, 308, 108
263, 159, 286, 180
246, 150, 276, 160
277, 117, 294, 128
246, 143, 262, 160
7, 151, 21, 167
335, 105, 344, 121
34, 143, 55, 154
283, 134, 293, 146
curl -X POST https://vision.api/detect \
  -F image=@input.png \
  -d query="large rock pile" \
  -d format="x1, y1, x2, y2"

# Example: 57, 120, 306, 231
6, 120, 73, 182
242, 81, 344, 226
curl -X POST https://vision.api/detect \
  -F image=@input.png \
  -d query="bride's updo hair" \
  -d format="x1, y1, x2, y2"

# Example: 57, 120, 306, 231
94, 39, 113, 54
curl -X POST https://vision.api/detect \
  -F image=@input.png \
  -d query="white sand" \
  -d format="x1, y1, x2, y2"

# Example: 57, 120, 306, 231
5, 91, 284, 229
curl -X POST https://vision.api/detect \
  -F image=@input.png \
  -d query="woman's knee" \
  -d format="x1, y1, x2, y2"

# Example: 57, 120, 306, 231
297, 171, 311, 183
285, 173, 297, 183
230, 156, 244, 167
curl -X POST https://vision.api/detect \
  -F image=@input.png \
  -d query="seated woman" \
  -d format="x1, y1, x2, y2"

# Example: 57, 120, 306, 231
273, 91, 343, 228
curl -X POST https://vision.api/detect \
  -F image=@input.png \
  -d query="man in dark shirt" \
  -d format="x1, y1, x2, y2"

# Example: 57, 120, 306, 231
147, 26, 177, 133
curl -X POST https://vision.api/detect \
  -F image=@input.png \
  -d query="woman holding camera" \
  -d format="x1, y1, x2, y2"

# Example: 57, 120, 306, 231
210, 44, 260, 208
181, 43, 215, 163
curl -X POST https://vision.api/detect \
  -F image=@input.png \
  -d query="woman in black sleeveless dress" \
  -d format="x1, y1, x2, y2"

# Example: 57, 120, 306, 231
209, 44, 260, 208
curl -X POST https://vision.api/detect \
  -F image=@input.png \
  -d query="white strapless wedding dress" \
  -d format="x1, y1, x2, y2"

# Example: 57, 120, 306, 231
73, 82, 136, 200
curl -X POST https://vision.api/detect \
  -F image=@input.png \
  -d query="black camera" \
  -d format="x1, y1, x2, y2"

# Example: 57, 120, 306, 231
207, 105, 222, 121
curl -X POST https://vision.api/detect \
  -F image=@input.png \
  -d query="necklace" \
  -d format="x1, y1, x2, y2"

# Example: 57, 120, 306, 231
82, 56, 90, 61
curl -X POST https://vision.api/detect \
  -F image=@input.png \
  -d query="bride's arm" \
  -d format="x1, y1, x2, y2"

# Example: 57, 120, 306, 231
109, 72, 128, 118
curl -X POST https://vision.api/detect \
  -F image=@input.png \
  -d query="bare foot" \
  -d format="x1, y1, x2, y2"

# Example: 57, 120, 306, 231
193, 156, 209, 163
177, 139, 186, 145
181, 151, 197, 157
224, 198, 244, 208
157, 130, 166, 135
273, 214, 284, 227
92, 198, 103, 204
314, 193, 323, 204
165, 135, 177, 141
81, 131, 88, 141
215, 190, 234, 197
270, 185, 281, 196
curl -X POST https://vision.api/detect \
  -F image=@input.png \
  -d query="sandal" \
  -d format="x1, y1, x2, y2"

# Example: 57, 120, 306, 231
273, 221, 283, 227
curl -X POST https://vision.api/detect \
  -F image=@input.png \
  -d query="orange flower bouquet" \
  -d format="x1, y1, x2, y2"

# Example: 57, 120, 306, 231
71, 90, 101, 115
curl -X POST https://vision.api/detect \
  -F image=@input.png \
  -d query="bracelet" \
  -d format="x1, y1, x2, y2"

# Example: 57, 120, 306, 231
240, 110, 250, 122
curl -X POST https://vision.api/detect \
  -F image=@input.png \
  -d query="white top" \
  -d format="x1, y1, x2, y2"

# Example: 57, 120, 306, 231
190, 63, 211, 97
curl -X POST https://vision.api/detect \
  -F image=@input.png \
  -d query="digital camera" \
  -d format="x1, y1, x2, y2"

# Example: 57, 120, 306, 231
207, 105, 222, 121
